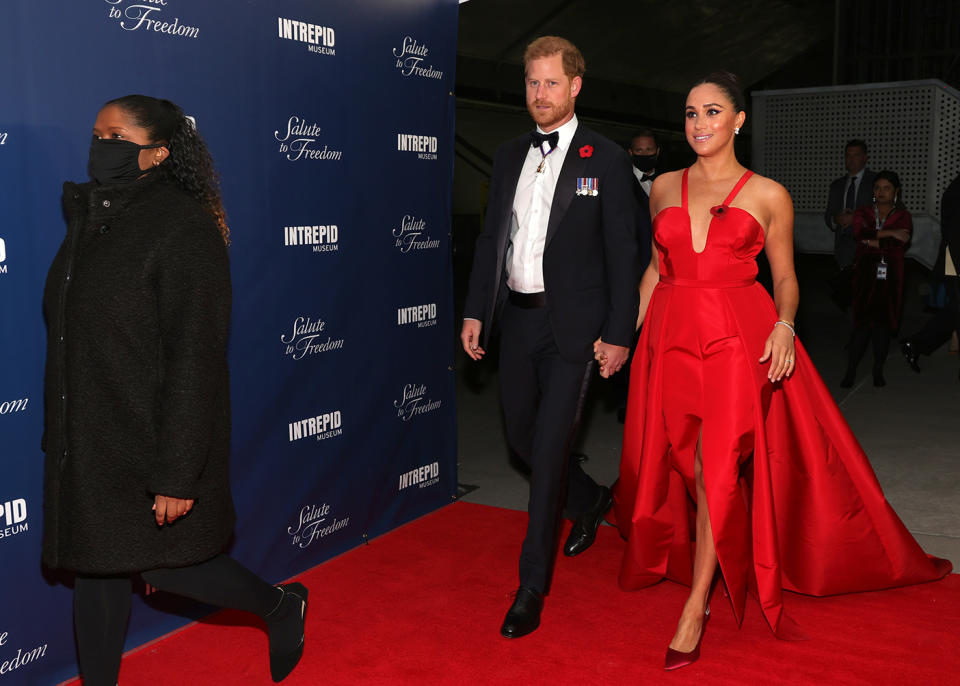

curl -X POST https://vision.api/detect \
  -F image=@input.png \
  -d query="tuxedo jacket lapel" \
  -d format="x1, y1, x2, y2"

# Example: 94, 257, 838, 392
545, 126, 590, 248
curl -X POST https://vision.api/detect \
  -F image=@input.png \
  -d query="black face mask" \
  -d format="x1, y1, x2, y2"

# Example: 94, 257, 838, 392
87, 137, 164, 185
631, 153, 658, 173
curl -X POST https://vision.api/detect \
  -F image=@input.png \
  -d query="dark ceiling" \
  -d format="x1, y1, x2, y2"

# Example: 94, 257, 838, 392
456, 0, 836, 131
452, 1, 960, 191
458, 0, 834, 93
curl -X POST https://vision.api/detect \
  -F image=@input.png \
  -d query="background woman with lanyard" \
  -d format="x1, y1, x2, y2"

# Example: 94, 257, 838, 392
843, 170, 912, 387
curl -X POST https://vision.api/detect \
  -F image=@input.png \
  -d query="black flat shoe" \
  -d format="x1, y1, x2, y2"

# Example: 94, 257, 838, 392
900, 341, 921, 373
500, 586, 543, 639
840, 371, 855, 388
563, 486, 612, 557
265, 582, 309, 682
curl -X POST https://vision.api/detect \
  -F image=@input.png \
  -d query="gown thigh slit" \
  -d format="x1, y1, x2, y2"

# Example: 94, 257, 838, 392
613, 168, 950, 639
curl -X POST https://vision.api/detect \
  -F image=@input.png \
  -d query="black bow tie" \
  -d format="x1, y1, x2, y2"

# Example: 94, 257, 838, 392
530, 130, 559, 152
641, 172, 655, 183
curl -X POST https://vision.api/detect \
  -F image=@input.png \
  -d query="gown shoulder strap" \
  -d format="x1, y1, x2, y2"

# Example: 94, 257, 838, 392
723, 170, 755, 206
681, 167, 689, 209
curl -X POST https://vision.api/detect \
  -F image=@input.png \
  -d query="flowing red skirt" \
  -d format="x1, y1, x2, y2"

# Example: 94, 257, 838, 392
613, 279, 952, 639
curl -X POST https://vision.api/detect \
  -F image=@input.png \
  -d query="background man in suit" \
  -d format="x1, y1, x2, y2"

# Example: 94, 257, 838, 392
460, 36, 641, 639
902, 172, 960, 378
825, 139, 876, 308
628, 129, 660, 202
611, 130, 658, 422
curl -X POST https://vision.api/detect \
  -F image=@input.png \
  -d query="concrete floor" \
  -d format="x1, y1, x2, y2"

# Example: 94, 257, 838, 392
454, 254, 960, 568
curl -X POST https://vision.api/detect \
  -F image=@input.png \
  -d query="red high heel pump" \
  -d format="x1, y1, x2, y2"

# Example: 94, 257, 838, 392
664, 606, 710, 671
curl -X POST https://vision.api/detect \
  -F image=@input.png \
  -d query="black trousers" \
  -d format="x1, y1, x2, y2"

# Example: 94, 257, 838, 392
907, 276, 960, 355
498, 302, 602, 593
73, 553, 279, 686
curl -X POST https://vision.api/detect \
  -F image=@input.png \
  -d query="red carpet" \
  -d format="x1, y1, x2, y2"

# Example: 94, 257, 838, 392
64, 502, 959, 685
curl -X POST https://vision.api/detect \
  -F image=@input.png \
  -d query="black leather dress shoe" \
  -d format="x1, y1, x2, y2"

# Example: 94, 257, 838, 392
500, 586, 543, 638
901, 341, 921, 373
563, 486, 612, 557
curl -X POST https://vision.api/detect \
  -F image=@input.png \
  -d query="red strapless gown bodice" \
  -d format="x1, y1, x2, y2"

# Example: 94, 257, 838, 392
654, 184, 763, 287
613, 169, 951, 640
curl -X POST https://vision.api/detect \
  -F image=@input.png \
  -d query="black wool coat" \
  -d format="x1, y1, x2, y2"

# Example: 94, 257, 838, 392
42, 170, 235, 574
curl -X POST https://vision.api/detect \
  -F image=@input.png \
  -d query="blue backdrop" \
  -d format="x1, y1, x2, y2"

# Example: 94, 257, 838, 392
0, 1, 458, 682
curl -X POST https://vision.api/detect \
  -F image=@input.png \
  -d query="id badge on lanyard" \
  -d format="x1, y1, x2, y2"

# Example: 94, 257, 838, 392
876, 258, 888, 280
874, 204, 888, 280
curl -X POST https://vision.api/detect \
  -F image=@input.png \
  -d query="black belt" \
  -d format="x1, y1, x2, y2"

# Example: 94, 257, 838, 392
508, 290, 546, 308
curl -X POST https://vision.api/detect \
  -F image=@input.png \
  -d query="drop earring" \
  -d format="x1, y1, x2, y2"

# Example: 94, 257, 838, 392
734, 127, 740, 135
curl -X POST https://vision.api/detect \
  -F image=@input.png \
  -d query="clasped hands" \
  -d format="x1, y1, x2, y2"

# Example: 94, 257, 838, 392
461, 320, 628, 378
593, 338, 630, 378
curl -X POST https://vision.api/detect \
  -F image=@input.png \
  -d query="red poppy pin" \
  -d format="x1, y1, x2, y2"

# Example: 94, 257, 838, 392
579, 145, 593, 158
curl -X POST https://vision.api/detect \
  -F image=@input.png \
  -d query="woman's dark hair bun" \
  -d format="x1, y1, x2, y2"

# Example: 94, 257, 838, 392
691, 71, 746, 113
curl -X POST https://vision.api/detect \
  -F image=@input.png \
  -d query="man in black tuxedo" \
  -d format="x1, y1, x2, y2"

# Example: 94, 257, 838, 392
901, 172, 960, 378
824, 140, 876, 307
460, 36, 641, 638
628, 129, 659, 209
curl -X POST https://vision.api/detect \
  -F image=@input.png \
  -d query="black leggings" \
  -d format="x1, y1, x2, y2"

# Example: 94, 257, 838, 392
74, 554, 280, 686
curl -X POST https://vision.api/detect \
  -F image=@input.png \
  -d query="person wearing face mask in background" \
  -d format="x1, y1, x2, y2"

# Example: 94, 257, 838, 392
628, 129, 660, 204
612, 72, 949, 671
42, 95, 308, 685
625, 129, 655, 259
609, 131, 659, 422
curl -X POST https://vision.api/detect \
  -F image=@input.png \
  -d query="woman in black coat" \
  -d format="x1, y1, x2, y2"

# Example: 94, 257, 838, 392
42, 95, 307, 685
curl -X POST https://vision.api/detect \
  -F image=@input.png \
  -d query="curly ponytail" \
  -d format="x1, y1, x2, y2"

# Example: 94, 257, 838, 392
106, 95, 230, 245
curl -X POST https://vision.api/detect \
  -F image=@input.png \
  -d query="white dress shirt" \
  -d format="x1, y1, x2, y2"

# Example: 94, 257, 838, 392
633, 166, 654, 196
506, 114, 579, 293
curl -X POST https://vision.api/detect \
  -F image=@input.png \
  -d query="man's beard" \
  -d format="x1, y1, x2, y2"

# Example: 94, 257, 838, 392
528, 98, 573, 130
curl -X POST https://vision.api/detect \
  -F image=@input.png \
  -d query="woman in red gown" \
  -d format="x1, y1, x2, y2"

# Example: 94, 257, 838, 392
610, 72, 951, 670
